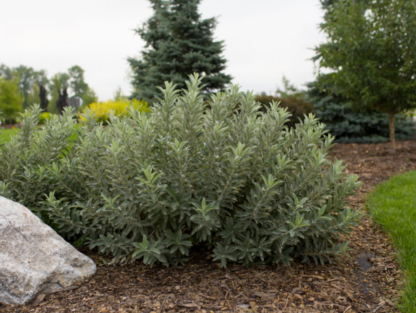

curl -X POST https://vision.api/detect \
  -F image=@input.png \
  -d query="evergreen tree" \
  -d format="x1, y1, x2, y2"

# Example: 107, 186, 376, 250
128, 0, 232, 103
314, 0, 416, 151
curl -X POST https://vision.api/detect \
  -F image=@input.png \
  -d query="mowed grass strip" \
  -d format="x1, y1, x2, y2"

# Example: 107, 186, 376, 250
0, 125, 79, 145
0, 128, 20, 144
367, 170, 416, 312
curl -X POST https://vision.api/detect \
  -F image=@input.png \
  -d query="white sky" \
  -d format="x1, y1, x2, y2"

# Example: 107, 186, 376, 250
0, 0, 326, 101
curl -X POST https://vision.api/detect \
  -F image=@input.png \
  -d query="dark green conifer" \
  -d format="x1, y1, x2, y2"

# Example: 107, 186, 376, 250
128, 0, 232, 103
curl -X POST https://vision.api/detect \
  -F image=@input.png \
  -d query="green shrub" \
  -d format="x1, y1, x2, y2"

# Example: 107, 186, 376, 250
38, 112, 52, 125
255, 94, 315, 128
0, 116, 19, 125
0, 75, 361, 267
307, 78, 415, 143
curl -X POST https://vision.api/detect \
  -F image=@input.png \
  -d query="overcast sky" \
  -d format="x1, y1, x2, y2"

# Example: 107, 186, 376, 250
0, 0, 326, 101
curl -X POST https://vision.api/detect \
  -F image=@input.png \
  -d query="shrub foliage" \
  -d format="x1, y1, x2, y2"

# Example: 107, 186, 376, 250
255, 94, 315, 129
79, 99, 150, 124
0, 75, 361, 267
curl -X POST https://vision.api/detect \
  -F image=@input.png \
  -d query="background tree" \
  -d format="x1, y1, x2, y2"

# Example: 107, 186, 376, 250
255, 76, 315, 128
0, 64, 95, 113
307, 74, 415, 143
0, 77, 23, 124
0, 64, 49, 109
26, 83, 40, 108
25, 70, 49, 109
276, 75, 304, 99
48, 73, 70, 114
13, 65, 36, 109
32, 70, 49, 109
128, 0, 232, 103
68, 65, 89, 98
314, 0, 416, 151
56, 88, 69, 115
68, 65, 98, 110
39, 85, 49, 111
113, 87, 126, 101
47, 66, 96, 112
0, 64, 14, 80
81, 87, 98, 109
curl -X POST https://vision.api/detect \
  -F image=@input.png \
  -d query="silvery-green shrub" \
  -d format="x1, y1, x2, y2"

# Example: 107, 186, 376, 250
0, 74, 361, 267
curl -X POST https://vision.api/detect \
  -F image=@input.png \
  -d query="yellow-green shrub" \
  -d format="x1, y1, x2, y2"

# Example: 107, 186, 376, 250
79, 99, 150, 123
38, 112, 52, 125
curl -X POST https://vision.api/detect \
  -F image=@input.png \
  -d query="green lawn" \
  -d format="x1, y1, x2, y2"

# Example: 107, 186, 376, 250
0, 125, 80, 144
367, 170, 416, 312
0, 128, 20, 144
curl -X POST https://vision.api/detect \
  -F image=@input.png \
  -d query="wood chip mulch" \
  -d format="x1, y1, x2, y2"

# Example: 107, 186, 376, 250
2, 140, 416, 313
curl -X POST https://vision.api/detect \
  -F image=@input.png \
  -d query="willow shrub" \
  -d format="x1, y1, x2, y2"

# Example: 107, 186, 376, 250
0, 75, 361, 267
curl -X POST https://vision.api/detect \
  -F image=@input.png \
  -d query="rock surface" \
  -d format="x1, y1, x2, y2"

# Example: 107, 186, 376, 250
0, 196, 96, 305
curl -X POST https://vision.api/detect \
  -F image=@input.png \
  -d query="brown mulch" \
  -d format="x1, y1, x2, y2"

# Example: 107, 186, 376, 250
0, 124, 21, 129
2, 140, 416, 313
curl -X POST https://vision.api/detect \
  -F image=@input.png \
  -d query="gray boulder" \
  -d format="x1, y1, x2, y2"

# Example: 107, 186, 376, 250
0, 196, 96, 305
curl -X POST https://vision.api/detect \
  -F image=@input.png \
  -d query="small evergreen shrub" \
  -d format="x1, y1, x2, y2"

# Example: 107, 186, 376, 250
79, 99, 150, 124
0, 75, 361, 267
255, 94, 315, 128
307, 80, 415, 143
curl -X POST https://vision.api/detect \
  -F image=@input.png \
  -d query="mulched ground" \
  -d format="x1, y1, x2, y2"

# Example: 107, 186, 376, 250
3, 140, 416, 313
0, 124, 21, 129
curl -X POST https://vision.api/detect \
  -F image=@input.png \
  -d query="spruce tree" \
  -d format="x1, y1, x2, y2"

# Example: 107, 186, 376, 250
128, 0, 232, 103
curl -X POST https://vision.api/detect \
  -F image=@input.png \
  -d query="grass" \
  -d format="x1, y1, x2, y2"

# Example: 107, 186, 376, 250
0, 128, 20, 144
0, 125, 80, 145
367, 170, 416, 312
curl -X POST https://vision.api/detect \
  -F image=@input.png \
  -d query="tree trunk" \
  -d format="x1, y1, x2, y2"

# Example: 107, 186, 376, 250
388, 112, 396, 153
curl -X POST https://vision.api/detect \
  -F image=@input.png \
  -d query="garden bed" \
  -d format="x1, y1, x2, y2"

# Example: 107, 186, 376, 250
2, 140, 416, 313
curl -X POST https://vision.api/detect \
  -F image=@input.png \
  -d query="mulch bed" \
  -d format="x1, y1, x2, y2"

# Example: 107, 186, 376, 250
0, 124, 21, 129
3, 140, 416, 313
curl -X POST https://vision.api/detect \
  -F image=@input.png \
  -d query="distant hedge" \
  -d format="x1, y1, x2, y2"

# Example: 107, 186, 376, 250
255, 94, 315, 128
